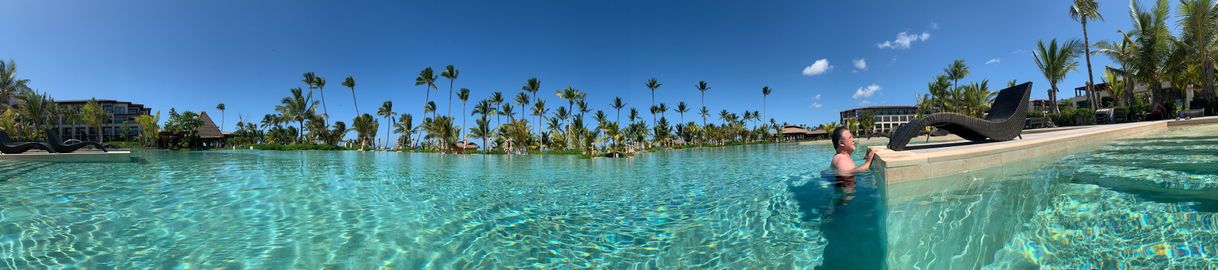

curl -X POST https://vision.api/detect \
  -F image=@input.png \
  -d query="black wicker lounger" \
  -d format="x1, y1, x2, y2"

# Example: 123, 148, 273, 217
887, 82, 1031, 151
0, 131, 52, 154
45, 129, 107, 153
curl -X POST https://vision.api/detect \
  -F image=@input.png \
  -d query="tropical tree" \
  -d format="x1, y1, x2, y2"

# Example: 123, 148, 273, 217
423, 116, 459, 152
353, 114, 377, 150
275, 88, 318, 143
441, 65, 459, 117
676, 101, 688, 123
394, 114, 415, 150
557, 87, 585, 147
135, 112, 161, 146
646, 78, 662, 126
1095, 33, 1139, 106
1033, 39, 1085, 114
0, 60, 32, 112
378, 101, 395, 150
695, 80, 709, 126
515, 92, 530, 120
314, 76, 328, 120
343, 76, 360, 115
611, 97, 626, 124
489, 91, 505, 127
1128, 0, 1174, 107
415, 67, 437, 145
944, 60, 970, 90
1104, 68, 1129, 107
82, 98, 108, 143
1179, 0, 1218, 103
458, 88, 470, 146
1071, 0, 1104, 111
761, 86, 772, 121
216, 103, 226, 132
531, 98, 547, 147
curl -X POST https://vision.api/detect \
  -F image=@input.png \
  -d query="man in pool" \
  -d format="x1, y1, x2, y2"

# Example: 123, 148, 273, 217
829, 127, 875, 175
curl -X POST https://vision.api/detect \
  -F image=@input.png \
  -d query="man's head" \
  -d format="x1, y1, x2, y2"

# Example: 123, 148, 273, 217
831, 127, 854, 153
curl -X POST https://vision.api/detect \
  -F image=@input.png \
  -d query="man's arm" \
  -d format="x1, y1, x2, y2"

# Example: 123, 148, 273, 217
851, 148, 876, 173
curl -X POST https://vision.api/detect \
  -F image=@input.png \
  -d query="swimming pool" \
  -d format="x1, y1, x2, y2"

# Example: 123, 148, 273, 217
887, 124, 1218, 269
0, 142, 859, 268
0, 125, 1215, 269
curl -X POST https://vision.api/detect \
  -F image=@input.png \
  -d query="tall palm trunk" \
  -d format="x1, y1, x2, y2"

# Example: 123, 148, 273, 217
1082, 18, 1098, 111
447, 81, 454, 118
416, 87, 432, 149
1049, 84, 1060, 114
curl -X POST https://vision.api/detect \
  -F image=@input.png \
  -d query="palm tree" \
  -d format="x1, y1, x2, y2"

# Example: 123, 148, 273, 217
515, 92, 531, 120
414, 67, 437, 146
646, 78, 662, 127
83, 98, 107, 143
0, 60, 32, 112
343, 76, 360, 115
215, 103, 226, 132
944, 60, 970, 89
1033, 39, 1085, 114
1129, 0, 1173, 107
394, 114, 415, 150
760, 86, 772, 121
458, 88, 470, 146
1179, 0, 1218, 105
676, 102, 688, 123
1071, 0, 1104, 111
378, 101, 395, 150
695, 81, 710, 127
441, 65, 459, 118
489, 91, 505, 127
522, 77, 541, 105
1095, 33, 1139, 106
314, 76, 328, 120
275, 88, 318, 143
557, 87, 584, 147
656, 103, 668, 119
532, 98, 547, 147
611, 97, 626, 124
353, 114, 376, 150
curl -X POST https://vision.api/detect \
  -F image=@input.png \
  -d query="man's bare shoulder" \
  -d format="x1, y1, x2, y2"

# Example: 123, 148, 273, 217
830, 153, 855, 171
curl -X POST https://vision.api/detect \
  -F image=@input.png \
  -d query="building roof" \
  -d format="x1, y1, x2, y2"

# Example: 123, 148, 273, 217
841, 105, 918, 112
196, 112, 224, 139
781, 126, 827, 136
456, 140, 479, 150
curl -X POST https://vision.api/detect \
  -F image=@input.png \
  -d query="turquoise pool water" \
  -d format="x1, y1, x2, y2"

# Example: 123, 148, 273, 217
0, 142, 869, 268
1, 125, 1216, 269
887, 124, 1218, 269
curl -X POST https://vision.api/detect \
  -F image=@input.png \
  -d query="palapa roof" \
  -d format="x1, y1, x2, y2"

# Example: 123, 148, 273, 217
456, 140, 479, 150
196, 112, 224, 139
781, 126, 827, 136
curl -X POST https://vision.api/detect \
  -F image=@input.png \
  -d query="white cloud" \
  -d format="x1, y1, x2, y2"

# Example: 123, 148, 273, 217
810, 102, 823, 109
877, 31, 931, 49
852, 58, 868, 71
852, 84, 881, 100
802, 59, 833, 76
985, 58, 1001, 65
930, 22, 940, 30
814, 94, 822, 100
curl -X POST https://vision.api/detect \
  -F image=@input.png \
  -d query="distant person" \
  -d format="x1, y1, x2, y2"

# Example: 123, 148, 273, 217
829, 127, 875, 176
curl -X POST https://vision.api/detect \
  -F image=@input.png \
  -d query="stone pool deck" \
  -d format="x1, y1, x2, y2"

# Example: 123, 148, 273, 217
870, 117, 1218, 183
0, 150, 133, 163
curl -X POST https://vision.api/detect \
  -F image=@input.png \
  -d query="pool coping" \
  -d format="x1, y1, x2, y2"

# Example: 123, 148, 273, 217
871, 120, 1172, 184
0, 150, 134, 163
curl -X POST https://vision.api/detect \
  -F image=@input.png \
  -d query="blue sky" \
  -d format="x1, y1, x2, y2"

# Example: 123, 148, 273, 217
3, 0, 1145, 131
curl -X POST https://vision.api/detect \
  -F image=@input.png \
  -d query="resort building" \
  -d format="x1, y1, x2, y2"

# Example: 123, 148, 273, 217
1030, 99, 1052, 112
839, 106, 918, 135
780, 125, 828, 141
55, 99, 152, 142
